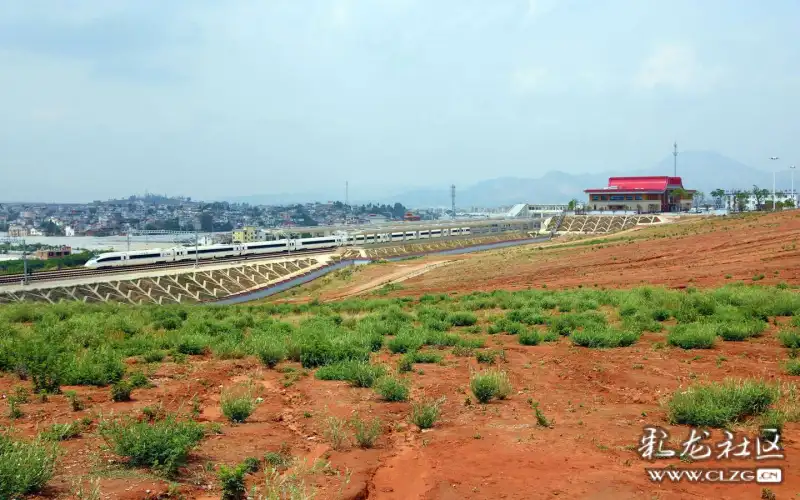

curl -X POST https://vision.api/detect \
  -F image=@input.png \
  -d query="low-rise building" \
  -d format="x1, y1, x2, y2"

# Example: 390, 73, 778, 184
232, 226, 258, 243
584, 176, 694, 213
35, 246, 71, 260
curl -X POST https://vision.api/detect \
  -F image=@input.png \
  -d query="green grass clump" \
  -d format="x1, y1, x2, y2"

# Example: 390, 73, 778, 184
447, 311, 478, 327
487, 319, 524, 335
668, 324, 717, 349
253, 337, 287, 368
570, 327, 638, 348
410, 398, 443, 429
668, 379, 777, 428
785, 359, 800, 376
0, 434, 59, 499
518, 330, 541, 346
470, 369, 512, 404
547, 312, 606, 336
315, 361, 386, 388
218, 461, 250, 500
406, 351, 442, 364
220, 386, 257, 423
374, 376, 410, 402
100, 415, 205, 477
351, 414, 382, 448
506, 308, 547, 325
386, 331, 424, 354
110, 381, 133, 402
714, 320, 766, 341
779, 329, 800, 348
41, 421, 86, 441
475, 350, 497, 364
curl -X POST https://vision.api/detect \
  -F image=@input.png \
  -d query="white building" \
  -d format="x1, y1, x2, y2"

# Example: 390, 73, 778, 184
723, 191, 797, 211
65, 226, 76, 237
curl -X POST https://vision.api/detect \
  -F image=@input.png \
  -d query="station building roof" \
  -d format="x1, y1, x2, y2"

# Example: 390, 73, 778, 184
584, 176, 694, 194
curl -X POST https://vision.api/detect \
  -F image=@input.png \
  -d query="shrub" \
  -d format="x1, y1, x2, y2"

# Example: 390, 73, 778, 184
541, 331, 559, 342
100, 415, 205, 477
220, 386, 257, 423
518, 330, 541, 346
66, 348, 125, 386
470, 369, 512, 404
411, 398, 443, 429
447, 312, 478, 327
668, 379, 777, 428
254, 337, 287, 369
351, 414, 382, 448
570, 327, 639, 348
668, 324, 717, 349
715, 320, 766, 341
218, 462, 249, 500
110, 381, 133, 402
0, 434, 59, 499
374, 376, 410, 402
16, 339, 64, 394
315, 361, 386, 388
398, 355, 414, 373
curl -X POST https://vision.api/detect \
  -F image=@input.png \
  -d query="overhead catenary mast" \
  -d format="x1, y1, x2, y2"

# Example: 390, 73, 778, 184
451, 184, 456, 220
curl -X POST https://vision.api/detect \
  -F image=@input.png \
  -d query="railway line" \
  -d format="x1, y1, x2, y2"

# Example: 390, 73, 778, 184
0, 249, 334, 286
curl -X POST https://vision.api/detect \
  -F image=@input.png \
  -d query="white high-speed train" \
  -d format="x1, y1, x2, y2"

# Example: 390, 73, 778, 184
84, 227, 472, 269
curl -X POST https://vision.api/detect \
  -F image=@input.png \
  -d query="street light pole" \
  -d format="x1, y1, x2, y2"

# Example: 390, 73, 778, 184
770, 157, 779, 211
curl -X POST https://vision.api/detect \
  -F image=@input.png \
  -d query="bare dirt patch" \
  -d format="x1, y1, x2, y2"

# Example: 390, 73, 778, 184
392, 211, 800, 295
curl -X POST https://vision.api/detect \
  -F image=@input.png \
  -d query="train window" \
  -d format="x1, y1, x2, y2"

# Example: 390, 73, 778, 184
129, 253, 161, 259
97, 256, 122, 262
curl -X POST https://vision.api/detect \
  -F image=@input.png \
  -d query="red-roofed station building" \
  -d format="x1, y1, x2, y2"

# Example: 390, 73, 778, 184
584, 176, 694, 213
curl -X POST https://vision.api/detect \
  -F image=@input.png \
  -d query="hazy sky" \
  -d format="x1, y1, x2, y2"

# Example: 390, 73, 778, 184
2, 0, 799, 203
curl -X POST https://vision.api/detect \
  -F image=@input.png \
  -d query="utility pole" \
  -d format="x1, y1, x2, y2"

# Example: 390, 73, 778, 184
194, 219, 200, 268
451, 184, 456, 220
791, 165, 796, 208
673, 141, 678, 177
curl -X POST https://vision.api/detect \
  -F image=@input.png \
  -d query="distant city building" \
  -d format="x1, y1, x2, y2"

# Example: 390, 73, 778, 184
7, 225, 26, 237
65, 226, 76, 237
584, 176, 694, 213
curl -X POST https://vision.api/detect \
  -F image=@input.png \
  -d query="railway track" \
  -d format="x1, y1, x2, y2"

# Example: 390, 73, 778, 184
0, 250, 334, 286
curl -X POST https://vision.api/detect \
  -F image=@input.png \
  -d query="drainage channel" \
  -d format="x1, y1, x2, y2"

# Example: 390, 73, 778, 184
212, 235, 550, 305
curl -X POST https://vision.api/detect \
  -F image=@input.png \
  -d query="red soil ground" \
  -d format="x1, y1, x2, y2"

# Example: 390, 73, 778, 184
5, 320, 799, 499
3, 211, 800, 499
391, 211, 800, 295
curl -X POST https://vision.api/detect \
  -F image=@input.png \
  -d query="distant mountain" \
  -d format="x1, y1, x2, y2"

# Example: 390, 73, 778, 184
225, 151, 775, 208
388, 151, 774, 207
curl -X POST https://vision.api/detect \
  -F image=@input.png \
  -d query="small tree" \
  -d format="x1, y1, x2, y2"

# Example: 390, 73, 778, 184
710, 189, 726, 209
735, 192, 749, 212
692, 191, 705, 210
751, 186, 770, 210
